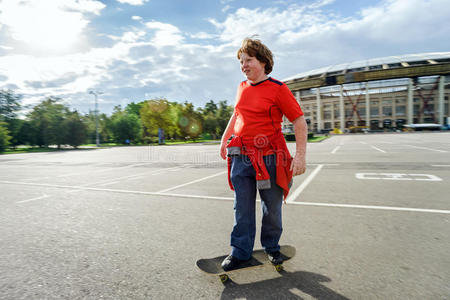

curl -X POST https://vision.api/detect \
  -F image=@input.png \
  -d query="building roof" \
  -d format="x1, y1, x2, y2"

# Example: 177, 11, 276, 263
283, 52, 450, 91
283, 52, 450, 82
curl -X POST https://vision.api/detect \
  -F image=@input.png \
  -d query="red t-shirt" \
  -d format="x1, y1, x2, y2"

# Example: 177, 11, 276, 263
233, 77, 303, 137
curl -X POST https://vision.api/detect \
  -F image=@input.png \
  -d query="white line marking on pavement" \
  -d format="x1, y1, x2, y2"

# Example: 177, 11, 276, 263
16, 194, 50, 204
2, 180, 234, 202
156, 170, 228, 193
0, 180, 166, 195
371, 146, 386, 153
4, 180, 450, 214
331, 146, 340, 154
127, 176, 144, 181
405, 145, 448, 153
23, 176, 52, 181
360, 142, 368, 144
288, 202, 450, 214
432, 165, 450, 167
64, 166, 184, 194
59, 162, 157, 177
286, 164, 324, 203
12, 164, 189, 198
356, 173, 442, 181
98, 181, 119, 186
91, 166, 183, 185
202, 160, 226, 164
23, 162, 161, 182
289, 288, 315, 298
161, 192, 234, 201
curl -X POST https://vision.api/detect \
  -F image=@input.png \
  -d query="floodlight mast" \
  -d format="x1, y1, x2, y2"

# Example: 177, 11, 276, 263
89, 90, 103, 147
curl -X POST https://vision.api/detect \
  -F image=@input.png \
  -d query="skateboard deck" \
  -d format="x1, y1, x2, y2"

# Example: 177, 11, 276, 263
196, 245, 295, 283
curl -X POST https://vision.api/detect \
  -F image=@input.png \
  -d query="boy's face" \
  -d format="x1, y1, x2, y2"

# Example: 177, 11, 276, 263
239, 52, 266, 82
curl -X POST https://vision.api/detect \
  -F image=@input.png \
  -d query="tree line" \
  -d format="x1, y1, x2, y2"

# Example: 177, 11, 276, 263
0, 89, 233, 153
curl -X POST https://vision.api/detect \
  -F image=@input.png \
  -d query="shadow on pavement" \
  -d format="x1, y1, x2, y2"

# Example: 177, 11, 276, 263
220, 270, 350, 300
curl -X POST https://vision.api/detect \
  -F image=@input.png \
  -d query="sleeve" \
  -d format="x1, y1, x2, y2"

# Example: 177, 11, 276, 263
234, 81, 247, 106
276, 84, 304, 122
233, 81, 246, 116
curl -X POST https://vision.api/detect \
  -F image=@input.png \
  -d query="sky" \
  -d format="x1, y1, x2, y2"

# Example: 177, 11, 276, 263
0, 0, 449, 115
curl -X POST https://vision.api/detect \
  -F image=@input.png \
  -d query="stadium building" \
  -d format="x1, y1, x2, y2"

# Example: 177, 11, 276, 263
282, 52, 450, 133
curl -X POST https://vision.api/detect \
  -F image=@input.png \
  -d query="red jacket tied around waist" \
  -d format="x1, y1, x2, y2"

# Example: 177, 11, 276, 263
226, 130, 293, 200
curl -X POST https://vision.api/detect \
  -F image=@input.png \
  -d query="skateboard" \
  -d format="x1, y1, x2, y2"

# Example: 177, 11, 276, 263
196, 245, 296, 283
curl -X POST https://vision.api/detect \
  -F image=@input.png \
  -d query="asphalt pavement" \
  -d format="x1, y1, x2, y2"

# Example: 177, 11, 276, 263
0, 132, 449, 299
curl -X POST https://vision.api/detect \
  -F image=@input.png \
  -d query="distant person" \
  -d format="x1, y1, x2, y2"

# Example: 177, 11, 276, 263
219, 38, 307, 271
158, 128, 165, 144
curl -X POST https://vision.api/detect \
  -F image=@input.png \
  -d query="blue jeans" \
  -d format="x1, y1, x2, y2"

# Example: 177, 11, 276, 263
229, 154, 283, 260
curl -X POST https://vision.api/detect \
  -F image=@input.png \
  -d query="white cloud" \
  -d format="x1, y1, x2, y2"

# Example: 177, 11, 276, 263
0, 0, 105, 52
132, 16, 143, 21
348, 0, 450, 42
209, 0, 450, 78
307, 0, 336, 9
117, 0, 149, 6
209, 6, 322, 45
62, 0, 106, 15
0, 29, 149, 107
189, 32, 217, 40
222, 5, 232, 13
0, 0, 449, 114
121, 31, 147, 43
145, 21, 184, 46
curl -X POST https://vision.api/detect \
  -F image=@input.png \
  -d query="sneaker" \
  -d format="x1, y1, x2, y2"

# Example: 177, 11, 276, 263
267, 251, 283, 265
221, 255, 244, 271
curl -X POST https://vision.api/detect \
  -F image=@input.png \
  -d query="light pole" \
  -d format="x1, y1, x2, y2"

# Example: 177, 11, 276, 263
89, 90, 103, 147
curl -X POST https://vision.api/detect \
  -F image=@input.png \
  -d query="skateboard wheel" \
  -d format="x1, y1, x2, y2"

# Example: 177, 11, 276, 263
275, 264, 283, 272
219, 274, 229, 283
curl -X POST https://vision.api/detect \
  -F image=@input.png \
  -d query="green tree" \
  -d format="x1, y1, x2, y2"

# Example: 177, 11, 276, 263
198, 100, 232, 139
99, 113, 113, 143
83, 111, 96, 144
0, 89, 21, 121
140, 99, 179, 139
176, 101, 203, 140
16, 120, 36, 146
63, 111, 87, 148
111, 107, 141, 144
83, 112, 113, 145
125, 101, 144, 117
216, 100, 233, 136
203, 100, 218, 115
5, 118, 24, 148
0, 90, 23, 148
200, 100, 219, 139
203, 114, 219, 139
0, 121, 11, 153
28, 97, 69, 148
